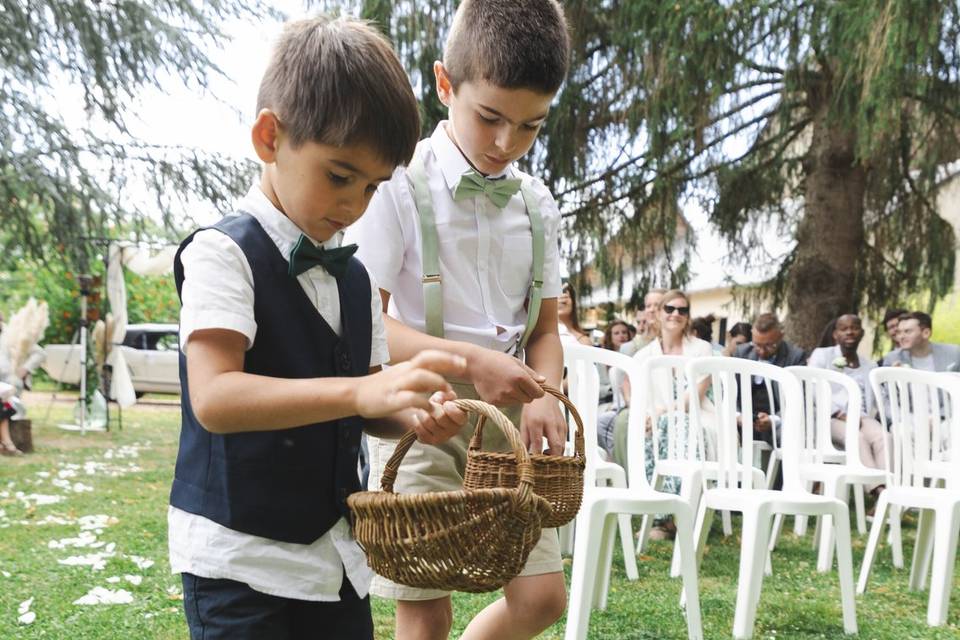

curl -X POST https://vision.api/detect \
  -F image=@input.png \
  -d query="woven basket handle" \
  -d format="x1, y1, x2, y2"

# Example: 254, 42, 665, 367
469, 383, 585, 459
380, 398, 536, 495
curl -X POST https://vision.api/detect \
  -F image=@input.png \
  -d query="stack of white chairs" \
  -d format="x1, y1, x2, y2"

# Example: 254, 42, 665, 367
688, 357, 857, 640
768, 366, 888, 571
858, 367, 960, 627
563, 344, 703, 640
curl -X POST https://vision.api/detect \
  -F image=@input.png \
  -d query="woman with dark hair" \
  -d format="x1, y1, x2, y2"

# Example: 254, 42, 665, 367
557, 282, 592, 346
722, 321, 753, 356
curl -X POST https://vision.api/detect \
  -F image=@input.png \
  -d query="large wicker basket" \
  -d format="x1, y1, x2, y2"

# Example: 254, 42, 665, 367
463, 384, 585, 527
348, 399, 552, 593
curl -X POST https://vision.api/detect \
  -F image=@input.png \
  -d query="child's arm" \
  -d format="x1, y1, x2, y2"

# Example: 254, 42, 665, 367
517, 297, 567, 455
378, 290, 547, 406
187, 328, 466, 439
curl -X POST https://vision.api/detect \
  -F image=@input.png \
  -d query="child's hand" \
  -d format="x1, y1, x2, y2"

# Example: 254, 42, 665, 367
520, 395, 567, 455
411, 390, 468, 445
467, 346, 546, 406
354, 350, 466, 419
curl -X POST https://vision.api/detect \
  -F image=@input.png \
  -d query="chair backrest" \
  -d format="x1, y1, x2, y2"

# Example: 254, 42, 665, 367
563, 343, 651, 490
870, 367, 960, 489
787, 365, 864, 467
638, 355, 705, 464
687, 357, 804, 491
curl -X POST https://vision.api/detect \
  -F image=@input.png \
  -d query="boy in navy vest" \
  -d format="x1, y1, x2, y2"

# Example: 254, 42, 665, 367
169, 16, 468, 640
347, 1, 571, 638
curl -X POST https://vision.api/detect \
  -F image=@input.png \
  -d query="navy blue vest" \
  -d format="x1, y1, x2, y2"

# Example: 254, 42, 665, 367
170, 213, 372, 544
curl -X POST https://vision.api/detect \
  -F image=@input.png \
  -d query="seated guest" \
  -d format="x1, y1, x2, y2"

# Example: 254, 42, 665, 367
558, 282, 593, 346
597, 320, 632, 405
733, 313, 806, 446
691, 314, 722, 353
618, 290, 714, 539
722, 321, 752, 357
882, 312, 960, 372
882, 308, 909, 352
620, 288, 665, 357
808, 315, 889, 491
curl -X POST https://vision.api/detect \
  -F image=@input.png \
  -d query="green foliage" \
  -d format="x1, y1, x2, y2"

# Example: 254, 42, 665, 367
0, 0, 265, 269
0, 260, 178, 346
343, 0, 960, 335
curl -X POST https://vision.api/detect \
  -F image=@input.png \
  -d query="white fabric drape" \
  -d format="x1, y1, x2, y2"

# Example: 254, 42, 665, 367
105, 243, 175, 407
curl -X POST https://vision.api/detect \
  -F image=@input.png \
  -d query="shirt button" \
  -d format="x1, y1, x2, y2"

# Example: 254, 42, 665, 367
339, 351, 351, 371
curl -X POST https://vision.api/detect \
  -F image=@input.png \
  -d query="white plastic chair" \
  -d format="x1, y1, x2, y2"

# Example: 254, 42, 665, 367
564, 344, 702, 640
560, 345, 639, 579
634, 355, 751, 576
768, 366, 888, 571
689, 357, 857, 639
858, 367, 960, 627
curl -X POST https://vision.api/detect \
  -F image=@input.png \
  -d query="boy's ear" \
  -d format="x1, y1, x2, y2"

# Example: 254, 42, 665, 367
434, 61, 453, 107
251, 109, 282, 163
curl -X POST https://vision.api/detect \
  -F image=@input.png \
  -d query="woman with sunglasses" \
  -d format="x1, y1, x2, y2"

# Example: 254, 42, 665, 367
618, 290, 714, 539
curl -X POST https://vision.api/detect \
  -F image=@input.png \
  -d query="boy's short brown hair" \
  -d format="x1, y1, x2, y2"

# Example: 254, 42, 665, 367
257, 15, 420, 167
443, 0, 570, 94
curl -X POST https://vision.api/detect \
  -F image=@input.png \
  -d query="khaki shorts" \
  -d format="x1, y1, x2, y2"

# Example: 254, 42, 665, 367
366, 383, 563, 601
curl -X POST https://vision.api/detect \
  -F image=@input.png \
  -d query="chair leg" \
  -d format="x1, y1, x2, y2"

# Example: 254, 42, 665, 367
794, 480, 813, 536
909, 508, 935, 592
559, 520, 574, 556
594, 512, 618, 610
888, 504, 904, 569
831, 502, 859, 635
565, 508, 605, 640
694, 500, 715, 571
853, 484, 867, 535
926, 503, 960, 626
674, 508, 704, 640
722, 509, 733, 537
765, 453, 780, 490
817, 479, 846, 573
636, 471, 664, 555
618, 512, 639, 581
769, 513, 784, 552
857, 493, 890, 594
670, 474, 701, 578
732, 508, 771, 640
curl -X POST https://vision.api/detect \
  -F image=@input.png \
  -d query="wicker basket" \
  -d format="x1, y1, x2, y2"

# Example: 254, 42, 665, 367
463, 384, 585, 528
348, 399, 552, 593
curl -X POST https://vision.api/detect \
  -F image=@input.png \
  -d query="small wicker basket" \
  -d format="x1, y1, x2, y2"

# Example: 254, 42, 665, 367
348, 399, 552, 593
463, 384, 585, 527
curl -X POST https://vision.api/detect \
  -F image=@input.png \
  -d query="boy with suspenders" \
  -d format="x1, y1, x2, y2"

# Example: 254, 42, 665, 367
346, 2, 571, 638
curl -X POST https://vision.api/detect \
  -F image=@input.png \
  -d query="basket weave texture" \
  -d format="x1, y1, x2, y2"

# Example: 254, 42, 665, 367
463, 384, 585, 527
348, 398, 552, 593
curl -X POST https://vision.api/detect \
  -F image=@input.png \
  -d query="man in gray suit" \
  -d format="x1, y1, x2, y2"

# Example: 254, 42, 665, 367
733, 313, 807, 445
882, 312, 960, 372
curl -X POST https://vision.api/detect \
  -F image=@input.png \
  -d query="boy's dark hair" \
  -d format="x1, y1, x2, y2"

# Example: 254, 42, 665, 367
900, 311, 932, 331
257, 15, 420, 167
690, 314, 716, 343
883, 308, 909, 325
443, 0, 570, 94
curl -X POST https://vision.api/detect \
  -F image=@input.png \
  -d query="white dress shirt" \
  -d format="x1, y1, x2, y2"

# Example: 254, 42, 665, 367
345, 122, 562, 352
808, 345, 876, 417
169, 184, 387, 602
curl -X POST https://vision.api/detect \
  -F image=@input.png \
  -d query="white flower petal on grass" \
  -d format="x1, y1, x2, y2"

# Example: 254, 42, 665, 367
105, 542, 116, 554
73, 587, 133, 605
58, 552, 114, 571
17, 494, 64, 507
106, 576, 121, 584
127, 555, 154, 570
17, 611, 36, 625
78, 515, 117, 531
35, 471, 51, 478
48, 531, 99, 550
2, 571, 11, 578
18, 597, 34, 614
124, 575, 143, 586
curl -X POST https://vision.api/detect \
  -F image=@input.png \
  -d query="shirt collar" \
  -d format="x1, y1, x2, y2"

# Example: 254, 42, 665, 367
429, 121, 513, 195
237, 185, 342, 264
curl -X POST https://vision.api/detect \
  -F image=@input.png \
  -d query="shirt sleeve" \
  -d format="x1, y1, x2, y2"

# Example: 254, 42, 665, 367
531, 179, 563, 299
367, 270, 390, 368
178, 229, 257, 351
345, 168, 409, 296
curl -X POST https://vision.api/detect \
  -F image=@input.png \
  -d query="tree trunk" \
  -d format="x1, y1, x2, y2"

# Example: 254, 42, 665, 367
784, 102, 866, 352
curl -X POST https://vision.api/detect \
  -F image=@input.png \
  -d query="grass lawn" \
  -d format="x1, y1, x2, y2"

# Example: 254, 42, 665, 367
0, 395, 956, 639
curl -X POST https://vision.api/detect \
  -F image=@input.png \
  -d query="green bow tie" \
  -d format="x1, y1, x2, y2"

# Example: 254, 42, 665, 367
452, 169, 522, 209
288, 235, 358, 279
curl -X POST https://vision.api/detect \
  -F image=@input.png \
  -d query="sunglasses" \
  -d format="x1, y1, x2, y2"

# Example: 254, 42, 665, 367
663, 304, 690, 316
